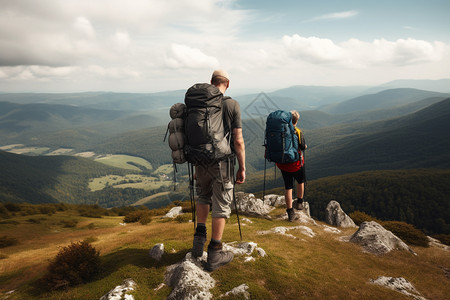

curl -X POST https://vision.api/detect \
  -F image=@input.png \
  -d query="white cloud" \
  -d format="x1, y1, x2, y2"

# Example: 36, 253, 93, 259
283, 34, 448, 68
164, 44, 219, 69
73, 17, 96, 39
309, 10, 359, 21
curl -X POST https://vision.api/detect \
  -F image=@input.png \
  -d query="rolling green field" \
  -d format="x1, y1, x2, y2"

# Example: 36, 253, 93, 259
88, 174, 169, 192
94, 155, 153, 171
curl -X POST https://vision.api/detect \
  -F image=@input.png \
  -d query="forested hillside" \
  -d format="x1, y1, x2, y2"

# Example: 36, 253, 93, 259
260, 169, 450, 235
321, 88, 450, 114
0, 151, 155, 206
306, 98, 450, 178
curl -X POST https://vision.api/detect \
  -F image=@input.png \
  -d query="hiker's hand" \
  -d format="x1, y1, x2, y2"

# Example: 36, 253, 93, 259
235, 168, 245, 184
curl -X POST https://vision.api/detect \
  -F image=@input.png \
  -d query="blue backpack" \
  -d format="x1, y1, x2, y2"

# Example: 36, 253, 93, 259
265, 110, 299, 164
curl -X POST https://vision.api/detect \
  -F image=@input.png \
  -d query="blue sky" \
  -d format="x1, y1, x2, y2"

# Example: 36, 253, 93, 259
0, 0, 449, 93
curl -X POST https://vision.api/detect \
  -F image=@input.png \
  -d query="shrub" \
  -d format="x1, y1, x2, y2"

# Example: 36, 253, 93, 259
27, 218, 42, 224
77, 205, 107, 218
348, 211, 380, 226
139, 215, 152, 225
382, 221, 429, 247
0, 204, 10, 218
0, 236, 19, 248
174, 214, 192, 223
432, 234, 450, 246
123, 210, 152, 224
123, 211, 143, 223
43, 241, 100, 290
4, 203, 21, 212
60, 219, 78, 228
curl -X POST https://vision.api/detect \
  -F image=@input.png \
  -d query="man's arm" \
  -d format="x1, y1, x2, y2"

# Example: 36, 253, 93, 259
233, 127, 245, 184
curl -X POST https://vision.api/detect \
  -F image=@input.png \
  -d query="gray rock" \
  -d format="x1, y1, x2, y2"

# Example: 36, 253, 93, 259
165, 252, 215, 300
370, 276, 427, 300
233, 192, 273, 217
164, 206, 183, 218
263, 194, 285, 207
350, 221, 416, 255
220, 284, 250, 299
149, 243, 164, 261
258, 225, 316, 238
281, 204, 316, 225
100, 278, 136, 300
325, 200, 357, 228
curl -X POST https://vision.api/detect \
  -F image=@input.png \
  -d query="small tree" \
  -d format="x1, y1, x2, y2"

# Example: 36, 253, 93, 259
43, 241, 100, 290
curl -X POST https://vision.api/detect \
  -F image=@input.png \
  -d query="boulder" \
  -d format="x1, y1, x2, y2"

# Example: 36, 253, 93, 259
233, 192, 273, 217
263, 194, 285, 207
100, 278, 136, 300
222, 241, 266, 260
149, 243, 164, 261
370, 276, 427, 300
165, 252, 215, 300
350, 221, 416, 255
164, 206, 183, 218
325, 200, 357, 228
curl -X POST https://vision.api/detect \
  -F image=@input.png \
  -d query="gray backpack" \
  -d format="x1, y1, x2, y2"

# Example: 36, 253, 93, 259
184, 83, 232, 164
166, 103, 187, 164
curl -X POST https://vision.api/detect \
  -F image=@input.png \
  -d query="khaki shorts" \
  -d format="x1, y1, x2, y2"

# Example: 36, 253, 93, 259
195, 160, 233, 218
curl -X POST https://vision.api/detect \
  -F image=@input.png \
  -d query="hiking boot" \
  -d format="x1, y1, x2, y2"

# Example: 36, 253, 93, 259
206, 242, 233, 272
295, 201, 304, 210
192, 232, 206, 258
287, 208, 295, 222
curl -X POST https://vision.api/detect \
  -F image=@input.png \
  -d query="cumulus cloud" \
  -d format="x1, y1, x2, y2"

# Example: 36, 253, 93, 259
164, 44, 219, 69
283, 34, 447, 68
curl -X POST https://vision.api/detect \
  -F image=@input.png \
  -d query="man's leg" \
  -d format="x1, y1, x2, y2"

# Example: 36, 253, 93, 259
192, 165, 212, 258
196, 203, 210, 224
206, 162, 233, 271
281, 170, 295, 221
211, 217, 225, 241
284, 188, 293, 209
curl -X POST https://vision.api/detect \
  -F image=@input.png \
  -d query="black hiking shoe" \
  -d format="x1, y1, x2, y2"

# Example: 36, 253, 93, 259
295, 200, 304, 210
287, 208, 295, 222
192, 232, 206, 258
205, 242, 233, 272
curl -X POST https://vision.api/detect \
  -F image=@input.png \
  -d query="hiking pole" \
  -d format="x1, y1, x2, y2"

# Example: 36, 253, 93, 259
188, 162, 196, 233
232, 157, 243, 241
263, 158, 267, 200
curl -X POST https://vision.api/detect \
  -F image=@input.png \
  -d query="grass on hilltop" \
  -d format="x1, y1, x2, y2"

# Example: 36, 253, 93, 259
0, 203, 449, 299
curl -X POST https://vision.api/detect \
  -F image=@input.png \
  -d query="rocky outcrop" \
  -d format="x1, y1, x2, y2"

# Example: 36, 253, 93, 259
258, 225, 316, 238
220, 284, 250, 299
165, 252, 215, 300
149, 243, 164, 261
164, 242, 265, 299
325, 200, 357, 228
350, 221, 416, 255
233, 192, 273, 217
280, 204, 316, 225
164, 206, 183, 218
263, 194, 285, 207
100, 278, 136, 300
370, 276, 427, 300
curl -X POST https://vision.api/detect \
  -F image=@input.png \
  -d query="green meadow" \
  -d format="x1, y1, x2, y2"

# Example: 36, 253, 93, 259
94, 155, 153, 171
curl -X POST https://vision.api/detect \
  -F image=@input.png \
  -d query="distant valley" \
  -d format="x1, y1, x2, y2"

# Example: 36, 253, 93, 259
1, 79, 450, 234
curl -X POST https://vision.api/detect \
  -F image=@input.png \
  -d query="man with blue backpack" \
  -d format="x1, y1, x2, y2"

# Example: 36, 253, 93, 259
265, 110, 307, 222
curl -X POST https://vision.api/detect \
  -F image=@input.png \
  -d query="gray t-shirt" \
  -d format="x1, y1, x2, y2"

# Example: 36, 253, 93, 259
223, 97, 242, 152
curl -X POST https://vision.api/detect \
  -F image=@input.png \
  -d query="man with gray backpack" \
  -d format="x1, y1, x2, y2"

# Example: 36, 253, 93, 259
186, 70, 246, 271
